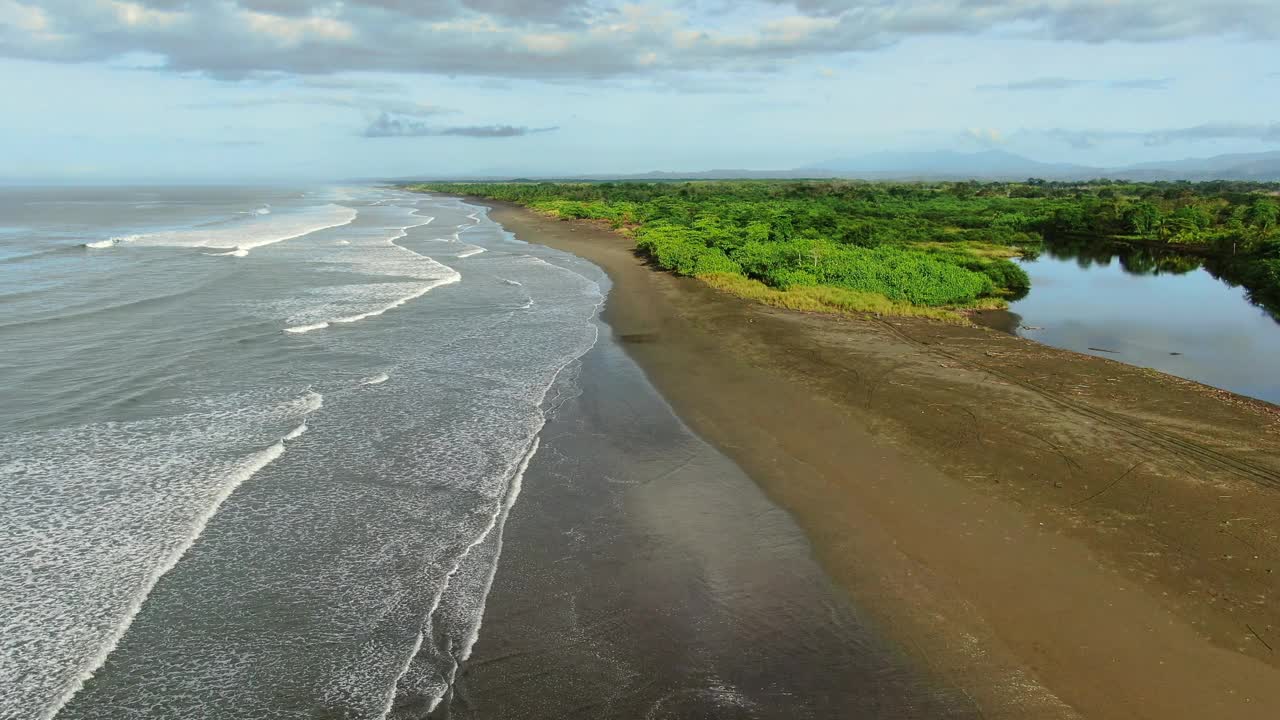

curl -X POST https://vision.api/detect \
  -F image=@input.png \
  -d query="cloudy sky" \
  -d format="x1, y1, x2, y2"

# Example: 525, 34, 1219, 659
1, 0, 1277, 181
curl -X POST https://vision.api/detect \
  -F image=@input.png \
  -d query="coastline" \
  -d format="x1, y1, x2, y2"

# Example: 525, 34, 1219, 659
470, 196, 1280, 720
450, 318, 981, 718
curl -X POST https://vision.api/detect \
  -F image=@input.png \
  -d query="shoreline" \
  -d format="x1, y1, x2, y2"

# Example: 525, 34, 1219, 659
451, 314, 981, 718
471, 195, 1280, 720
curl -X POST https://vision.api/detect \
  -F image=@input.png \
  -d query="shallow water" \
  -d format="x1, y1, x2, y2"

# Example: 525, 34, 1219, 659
1002, 243, 1280, 405
0, 186, 602, 719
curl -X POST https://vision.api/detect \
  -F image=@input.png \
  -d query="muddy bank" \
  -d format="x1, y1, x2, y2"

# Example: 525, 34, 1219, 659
473, 196, 1280, 720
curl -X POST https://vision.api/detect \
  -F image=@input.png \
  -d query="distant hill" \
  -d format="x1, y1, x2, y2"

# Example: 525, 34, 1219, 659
1106, 151, 1280, 181
803, 149, 1095, 180
803, 149, 1280, 182
384, 150, 1280, 184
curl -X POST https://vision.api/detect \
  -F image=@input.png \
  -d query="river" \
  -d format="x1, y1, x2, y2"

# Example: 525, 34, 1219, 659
984, 240, 1280, 406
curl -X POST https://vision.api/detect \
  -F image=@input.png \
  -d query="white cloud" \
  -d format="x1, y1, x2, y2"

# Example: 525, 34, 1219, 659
0, 1, 1275, 80
520, 32, 572, 54
242, 10, 354, 45
965, 127, 1005, 145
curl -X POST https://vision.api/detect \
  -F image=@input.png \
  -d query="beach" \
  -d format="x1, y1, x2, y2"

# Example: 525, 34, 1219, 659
477, 197, 1280, 720
5, 184, 1278, 719
0, 187, 989, 719
445, 322, 979, 719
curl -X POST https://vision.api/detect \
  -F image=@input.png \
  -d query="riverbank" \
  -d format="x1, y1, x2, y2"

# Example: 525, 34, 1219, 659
475, 196, 1280, 720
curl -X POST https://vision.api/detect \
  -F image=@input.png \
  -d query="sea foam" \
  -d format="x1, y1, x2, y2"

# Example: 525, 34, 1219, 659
118, 204, 357, 257
279, 209, 460, 334
2, 388, 323, 720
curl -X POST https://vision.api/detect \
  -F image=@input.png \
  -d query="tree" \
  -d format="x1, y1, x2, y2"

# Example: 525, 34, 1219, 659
1246, 198, 1279, 235
1125, 202, 1161, 238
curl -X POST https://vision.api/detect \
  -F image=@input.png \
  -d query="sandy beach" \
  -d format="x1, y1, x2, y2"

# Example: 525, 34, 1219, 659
448, 323, 980, 719
475, 197, 1280, 720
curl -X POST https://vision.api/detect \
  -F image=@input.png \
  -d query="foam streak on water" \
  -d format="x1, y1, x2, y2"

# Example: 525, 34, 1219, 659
281, 211, 461, 334
0, 187, 607, 719
1, 390, 323, 720
99, 204, 357, 256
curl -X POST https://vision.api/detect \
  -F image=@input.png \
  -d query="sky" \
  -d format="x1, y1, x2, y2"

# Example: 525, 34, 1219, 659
1, 0, 1278, 182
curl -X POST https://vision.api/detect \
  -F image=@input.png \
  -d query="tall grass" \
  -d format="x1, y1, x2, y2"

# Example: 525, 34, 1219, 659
696, 273, 967, 322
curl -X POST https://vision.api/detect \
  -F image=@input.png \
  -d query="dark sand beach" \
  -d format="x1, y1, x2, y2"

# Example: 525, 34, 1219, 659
473, 197, 1280, 720
446, 327, 979, 719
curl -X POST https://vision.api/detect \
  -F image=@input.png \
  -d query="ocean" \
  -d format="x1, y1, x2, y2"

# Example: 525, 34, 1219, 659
0, 185, 973, 719
0, 186, 603, 719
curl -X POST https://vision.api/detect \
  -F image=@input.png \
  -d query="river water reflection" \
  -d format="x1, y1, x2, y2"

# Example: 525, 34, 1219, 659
996, 241, 1280, 406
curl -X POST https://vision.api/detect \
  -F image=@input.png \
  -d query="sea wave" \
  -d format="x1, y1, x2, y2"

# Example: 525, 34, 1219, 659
104, 205, 358, 257
2, 388, 324, 719
329, 273, 461, 327
285, 321, 330, 334
281, 210, 460, 334
84, 234, 141, 249
384, 436, 541, 719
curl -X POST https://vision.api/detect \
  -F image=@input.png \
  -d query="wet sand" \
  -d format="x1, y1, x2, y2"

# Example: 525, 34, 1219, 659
474, 198, 1280, 720
443, 328, 978, 718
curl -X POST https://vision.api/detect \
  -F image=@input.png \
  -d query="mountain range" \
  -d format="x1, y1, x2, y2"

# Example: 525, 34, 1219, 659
804, 149, 1280, 181
395, 150, 1280, 183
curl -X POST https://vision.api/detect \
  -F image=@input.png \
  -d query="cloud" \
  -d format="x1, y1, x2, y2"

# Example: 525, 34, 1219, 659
438, 124, 560, 137
187, 94, 453, 118
1107, 77, 1172, 90
1042, 123, 1280, 148
1142, 123, 1280, 145
362, 112, 558, 137
963, 127, 1005, 146
1042, 128, 1110, 149
980, 76, 1173, 92
289, 74, 408, 94
1, 1, 1276, 81
978, 77, 1084, 91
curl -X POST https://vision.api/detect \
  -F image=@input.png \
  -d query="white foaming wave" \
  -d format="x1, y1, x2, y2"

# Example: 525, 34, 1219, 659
383, 436, 541, 719
328, 272, 460, 326
336, 240, 351, 245
279, 211, 459, 334
380, 262, 607, 715
359, 373, 389, 386
118, 204, 357, 257
84, 234, 142, 249
291, 199, 607, 718
285, 321, 330, 334
205, 249, 249, 258
456, 247, 485, 258
454, 437, 534, 665
498, 278, 521, 286
2, 388, 323, 720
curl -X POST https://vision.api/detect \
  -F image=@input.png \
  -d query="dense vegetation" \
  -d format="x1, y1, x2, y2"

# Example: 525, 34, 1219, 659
406, 179, 1280, 318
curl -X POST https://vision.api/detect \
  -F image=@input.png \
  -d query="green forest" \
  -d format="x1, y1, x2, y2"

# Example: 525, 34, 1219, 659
406, 180, 1280, 319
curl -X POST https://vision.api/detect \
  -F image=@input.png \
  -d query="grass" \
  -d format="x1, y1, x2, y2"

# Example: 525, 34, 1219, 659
695, 272, 970, 323
914, 240, 1028, 259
